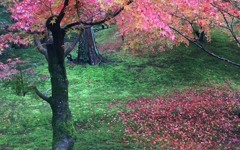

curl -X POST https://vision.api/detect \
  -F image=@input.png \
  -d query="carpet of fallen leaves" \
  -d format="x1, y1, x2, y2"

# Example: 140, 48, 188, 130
119, 87, 240, 149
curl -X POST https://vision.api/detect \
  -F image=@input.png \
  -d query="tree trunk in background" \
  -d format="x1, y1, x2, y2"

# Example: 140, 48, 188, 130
46, 17, 76, 150
76, 25, 102, 65
198, 31, 206, 42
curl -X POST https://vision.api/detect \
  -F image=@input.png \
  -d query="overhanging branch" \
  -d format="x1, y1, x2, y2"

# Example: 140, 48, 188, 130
169, 25, 240, 67
33, 36, 49, 61
63, 0, 133, 30
221, 12, 240, 45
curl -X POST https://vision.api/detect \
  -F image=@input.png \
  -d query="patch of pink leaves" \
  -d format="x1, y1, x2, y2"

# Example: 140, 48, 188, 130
0, 58, 31, 79
119, 87, 240, 149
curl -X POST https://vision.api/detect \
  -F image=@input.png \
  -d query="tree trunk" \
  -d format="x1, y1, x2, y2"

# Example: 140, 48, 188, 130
47, 44, 76, 150
76, 25, 102, 65
46, 17, 76, 150
198, 31, 206, 42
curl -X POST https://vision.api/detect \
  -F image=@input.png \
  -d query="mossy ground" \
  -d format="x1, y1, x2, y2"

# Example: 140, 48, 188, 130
0, 25, 240, 149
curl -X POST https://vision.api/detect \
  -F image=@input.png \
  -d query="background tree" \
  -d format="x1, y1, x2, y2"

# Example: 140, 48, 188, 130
68, 25, 103, 65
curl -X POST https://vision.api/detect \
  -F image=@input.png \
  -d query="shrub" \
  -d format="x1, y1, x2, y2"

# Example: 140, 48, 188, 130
0, 58, 48, 96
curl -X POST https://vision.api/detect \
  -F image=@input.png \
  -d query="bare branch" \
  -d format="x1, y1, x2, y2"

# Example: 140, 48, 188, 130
169, 25, 240, 67
34, 86, 51, 103
221, 12, 240, 45
64, 31, 82, 57
44, 88, 52, 95
33, 36, 49, 61
63, 0, 134, 29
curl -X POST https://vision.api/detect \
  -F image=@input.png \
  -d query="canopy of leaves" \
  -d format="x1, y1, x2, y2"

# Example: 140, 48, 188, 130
0, 0, 239, 53
113, 0, 240, 52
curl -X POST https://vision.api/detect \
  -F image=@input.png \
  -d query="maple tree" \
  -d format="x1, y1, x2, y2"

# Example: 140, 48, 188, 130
0, 0, 239, 149
0, 0, 130, 149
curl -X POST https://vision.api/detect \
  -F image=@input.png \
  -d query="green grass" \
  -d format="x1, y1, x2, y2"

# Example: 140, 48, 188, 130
0, 6, 12, 35
0, 26, 240, 149
0, 6, 11, 20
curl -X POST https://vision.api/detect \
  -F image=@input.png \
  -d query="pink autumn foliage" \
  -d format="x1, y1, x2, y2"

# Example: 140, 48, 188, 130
0, 33, 28, 51
119, 87, 240, 149
0, 58, 31, 79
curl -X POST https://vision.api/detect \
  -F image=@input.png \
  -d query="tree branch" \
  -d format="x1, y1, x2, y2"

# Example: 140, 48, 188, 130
64, 31, 82, 57
169, 25, 240, 67
34, 86, 51, 103
33, 36, 49, 61
210, 3, 240, 19
58, 0, 69, 22
63, 0, 134, 29
64, 22, 81, 31
221, 12, 240, 45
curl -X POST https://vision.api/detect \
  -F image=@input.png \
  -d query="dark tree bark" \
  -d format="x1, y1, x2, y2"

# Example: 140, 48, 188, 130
195, 31, 206, 42
198, 31, 206, 42
45, 16, 76, 150
75, 25, 102, 65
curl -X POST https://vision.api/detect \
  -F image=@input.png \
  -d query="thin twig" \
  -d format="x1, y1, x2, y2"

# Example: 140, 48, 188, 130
64, 31, 82, 57
33, 36, 49, 61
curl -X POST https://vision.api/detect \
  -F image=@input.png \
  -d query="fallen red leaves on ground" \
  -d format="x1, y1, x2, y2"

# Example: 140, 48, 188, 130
119, 87, 240, 149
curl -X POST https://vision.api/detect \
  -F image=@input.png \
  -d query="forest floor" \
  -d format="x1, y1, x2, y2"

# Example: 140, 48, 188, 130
0, 26, 239, 149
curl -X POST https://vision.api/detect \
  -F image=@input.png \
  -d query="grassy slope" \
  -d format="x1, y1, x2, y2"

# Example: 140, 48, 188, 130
0, 24, 240, 149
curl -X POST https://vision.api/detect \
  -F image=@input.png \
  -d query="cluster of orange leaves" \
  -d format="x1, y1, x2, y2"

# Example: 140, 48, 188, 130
119, 87, 240, 149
